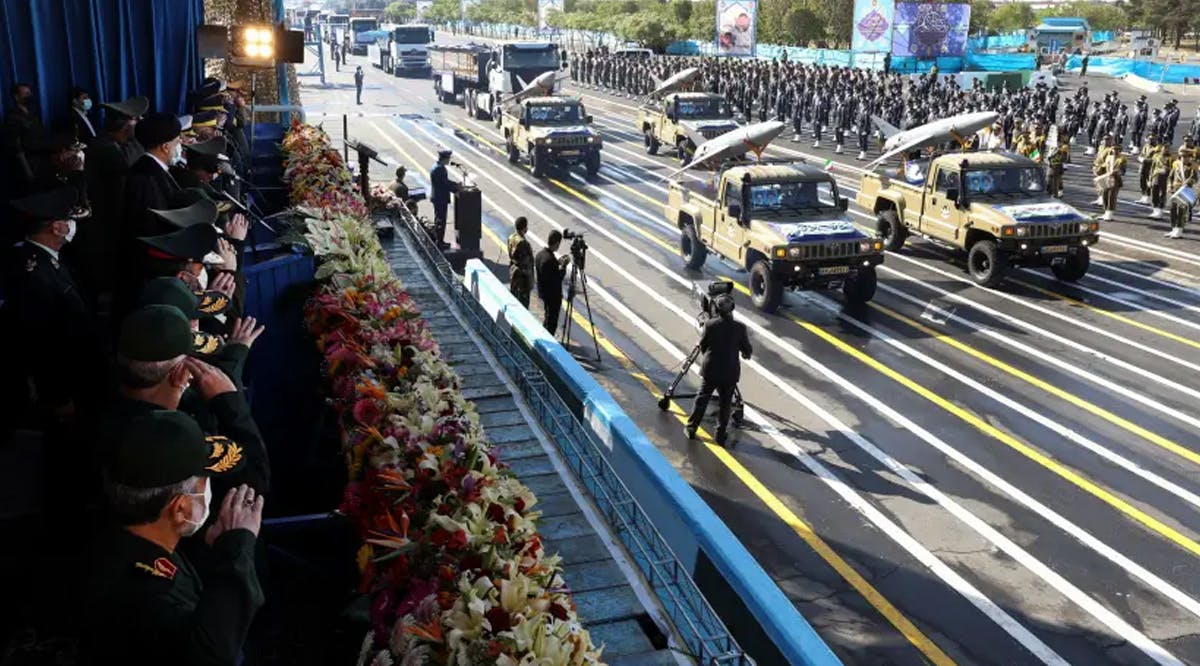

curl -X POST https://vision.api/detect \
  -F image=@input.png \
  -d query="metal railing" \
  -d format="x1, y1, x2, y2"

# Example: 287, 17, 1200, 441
391, 208, 751, 666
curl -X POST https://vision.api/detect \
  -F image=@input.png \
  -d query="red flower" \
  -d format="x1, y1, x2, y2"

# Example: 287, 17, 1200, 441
548, 602, 570, 621
485, 606, 513, 632
486, 503, 506, 523
352, 398, 382, 427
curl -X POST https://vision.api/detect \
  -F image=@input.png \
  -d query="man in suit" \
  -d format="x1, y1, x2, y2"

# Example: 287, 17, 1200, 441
684, 293, 752, 445
82, 96, 146, 299
67, 86, 97, 146
117, 112, 183, 323
429, 148, 459, 248
534, 229, 569, 333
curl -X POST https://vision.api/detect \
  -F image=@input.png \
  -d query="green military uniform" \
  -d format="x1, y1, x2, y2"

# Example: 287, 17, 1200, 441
1149, 147, 1171, 215
1139, 142, 1163, 202
507, 230, 534, 307
1093, 144, 1126, 216
1168, 156, 1197, 233
83, 410, 263, 665
1046, 143, 1070, 198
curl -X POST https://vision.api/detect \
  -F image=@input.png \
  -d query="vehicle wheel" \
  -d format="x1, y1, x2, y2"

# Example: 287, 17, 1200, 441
967, 239, 1008, 287
493, 100, 503, 128
433, 80, 442, 102
644, 129, 660, 155
1051, 246, 1090, 282
677, 138, 692, 166
585, 151, 601, 179
506, 139, 520, 164
466, 91, 475, 117
843, 266, 877, 304
530, 149, 546, 178
680, 224, 707, 269
876, 209, 907, 252
749, 260, 783, 313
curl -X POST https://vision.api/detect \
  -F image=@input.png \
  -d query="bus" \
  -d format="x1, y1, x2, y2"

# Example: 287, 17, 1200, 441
349, 17, 381, 55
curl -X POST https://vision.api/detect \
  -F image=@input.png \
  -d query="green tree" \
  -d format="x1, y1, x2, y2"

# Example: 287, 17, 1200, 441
989, 3, 1034, 32
425, 0, 461, 23
383, 1, 416, 23
970, 0, 995, 34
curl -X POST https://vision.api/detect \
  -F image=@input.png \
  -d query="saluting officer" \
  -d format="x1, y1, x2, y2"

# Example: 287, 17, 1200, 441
81, 410, 265, 665
507, 216, 534, 308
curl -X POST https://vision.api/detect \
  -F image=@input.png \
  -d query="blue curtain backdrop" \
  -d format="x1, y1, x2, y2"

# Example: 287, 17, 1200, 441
0, 0, 205, 127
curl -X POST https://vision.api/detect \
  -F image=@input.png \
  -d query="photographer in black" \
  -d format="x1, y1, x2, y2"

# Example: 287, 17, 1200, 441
535, 230, 570, 333
685, 293, 752, 445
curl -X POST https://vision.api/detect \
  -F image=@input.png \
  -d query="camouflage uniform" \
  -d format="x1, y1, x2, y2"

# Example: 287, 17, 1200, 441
507, 231, 534, 307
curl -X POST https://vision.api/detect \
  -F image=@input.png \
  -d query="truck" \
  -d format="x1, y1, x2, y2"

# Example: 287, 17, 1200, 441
431, 41, 562, 121
667, 163, 885, 312
857, 151, 1099, 287
500, 96, 602, 179
389, 25, 436, 76
349, 17, 380, 56
638, 92, 740, 166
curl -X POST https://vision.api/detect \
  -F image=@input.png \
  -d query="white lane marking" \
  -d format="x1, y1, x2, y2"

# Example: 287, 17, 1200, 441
396, 115, 1189, 664
394, 116, 1075, 665
1080, 270, 1200, 313
1090, 248, 1200, 286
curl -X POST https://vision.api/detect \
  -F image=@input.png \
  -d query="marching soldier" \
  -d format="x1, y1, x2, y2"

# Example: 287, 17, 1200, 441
1138, 135, 1162, 204
507, 216, 534, 308
1093, 134, 1127, 221
1166, 151, 1197, 238
1046, 138, 1070, 198
1148, 142, 1171, 219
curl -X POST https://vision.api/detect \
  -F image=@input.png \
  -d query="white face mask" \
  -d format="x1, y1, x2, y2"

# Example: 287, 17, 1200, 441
171, 140, 184, 165
195, 266, 209, 290
63, 220, 77, 243
81, 98, 93, 112
180, 481, 212, 536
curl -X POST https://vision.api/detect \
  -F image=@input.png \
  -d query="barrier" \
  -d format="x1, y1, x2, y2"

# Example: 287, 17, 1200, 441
1065, 54, 1200, 84
462, 259, 842, 666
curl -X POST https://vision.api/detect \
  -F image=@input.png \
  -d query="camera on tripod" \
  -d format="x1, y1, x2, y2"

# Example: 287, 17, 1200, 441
693, 280, 735, 324
562, 228, 588, 262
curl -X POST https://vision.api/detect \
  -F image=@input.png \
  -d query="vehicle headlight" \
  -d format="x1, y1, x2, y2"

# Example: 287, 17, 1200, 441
858, 241, 873, 253
1001, 226, 1016, 237
1089, 221, 1100, 231
587, 136, 596, 143
1016, 225, 1028, 237
873, 240, 883, 252
787, 246, 802, 259
534, 137, 546, 145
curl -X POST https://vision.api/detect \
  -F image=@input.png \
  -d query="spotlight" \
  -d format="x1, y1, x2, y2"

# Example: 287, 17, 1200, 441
230, 24, 276, 67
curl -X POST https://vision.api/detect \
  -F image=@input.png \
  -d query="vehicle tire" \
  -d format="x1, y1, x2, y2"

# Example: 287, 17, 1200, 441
644, 129, 660, 155
843, 266, 877, 304
433, 80, 443, 102
680, 224, 707, 270
677, 138, 692, 166
876, 209, 907, 252
749, 260, 783, 313
530, 149, 546, 178
493, 99, 503, 128
1051, 246, 1090, 282
466, 90, 475, 117
967, 239, 1008, 287
506, 139, 520, 164
585, 151, 601, 180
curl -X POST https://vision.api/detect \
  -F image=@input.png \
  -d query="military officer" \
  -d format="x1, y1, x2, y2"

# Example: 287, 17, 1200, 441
507, 216, 535, 307
1046, 138, 1070, 199
170, 136, 228, 190
1093, 134, 1127, 221
1138, 134, 1163, 204
82, 410, 265, 665
1166, 151, 1197, 238
429, 148, 458, 249
1148, 142, 1171, 219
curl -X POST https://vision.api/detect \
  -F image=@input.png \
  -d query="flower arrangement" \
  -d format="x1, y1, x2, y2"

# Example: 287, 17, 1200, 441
283, 119, 604, 666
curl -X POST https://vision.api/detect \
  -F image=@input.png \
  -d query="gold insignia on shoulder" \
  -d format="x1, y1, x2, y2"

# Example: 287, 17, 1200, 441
193, 332, 221, 354
134, 557, 177, 580
205, 436, 243, 473
196, 293, 229, 314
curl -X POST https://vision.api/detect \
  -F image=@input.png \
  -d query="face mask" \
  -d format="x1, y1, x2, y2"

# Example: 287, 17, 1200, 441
171, 141, 183, 165
81, 98, 93, 112
63, 220, 77, 243
180, 481, 212, 536
195, 265, 209, 290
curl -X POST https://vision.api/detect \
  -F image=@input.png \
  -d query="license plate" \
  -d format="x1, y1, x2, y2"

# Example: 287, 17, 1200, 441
559, 150, 581, 156
819, 265, 850, 275
1040, 245, 1069, 254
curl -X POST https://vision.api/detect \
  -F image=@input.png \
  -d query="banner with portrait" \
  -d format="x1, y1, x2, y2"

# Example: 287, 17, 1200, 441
716, 0, 757, 57
891, 2, 971, 59
851, 0, 895, 53
538, 0, 564, 30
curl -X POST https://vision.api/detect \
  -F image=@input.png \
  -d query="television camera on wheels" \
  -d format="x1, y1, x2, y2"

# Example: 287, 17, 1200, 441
656, 280, 745, 425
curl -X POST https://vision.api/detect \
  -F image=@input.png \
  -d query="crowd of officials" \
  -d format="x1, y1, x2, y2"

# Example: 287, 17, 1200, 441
571, 49, 1200, 235
1, 77, 274, 664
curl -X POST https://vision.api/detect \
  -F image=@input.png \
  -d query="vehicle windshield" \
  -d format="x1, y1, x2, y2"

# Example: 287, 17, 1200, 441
330, 15, 349, 26
351, 19, 379, 32
748, 180, 838, 213
504, 46, 560, 69
964, 168, 1046, 197
393, 27, 429, 43
527, 104, 583, 124
677, 98, 727, 119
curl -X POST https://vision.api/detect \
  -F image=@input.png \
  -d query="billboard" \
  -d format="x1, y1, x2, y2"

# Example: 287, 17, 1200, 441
852, 0, 895, 53
716, 0, 757, 57
891, 2, 971, 59
538, 0, 563, 30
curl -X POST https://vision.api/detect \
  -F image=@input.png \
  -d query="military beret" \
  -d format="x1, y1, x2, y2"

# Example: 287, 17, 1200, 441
101, 95, 149, 120
10, 185, 84, 222
109, 410, 243, 489
118, 304, 194, 362
150, 199, 219, 230
135, 112, 182, 149
139, 223, 218, 262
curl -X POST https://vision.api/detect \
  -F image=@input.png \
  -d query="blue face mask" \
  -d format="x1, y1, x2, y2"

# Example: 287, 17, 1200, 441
81, 98, 93, 112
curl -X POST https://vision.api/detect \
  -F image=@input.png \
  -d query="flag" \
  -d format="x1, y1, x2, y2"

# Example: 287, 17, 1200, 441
1029, 148, 1041, 161
823, 158, 834, 171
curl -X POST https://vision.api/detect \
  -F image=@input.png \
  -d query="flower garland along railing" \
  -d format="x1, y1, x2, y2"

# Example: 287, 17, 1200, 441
282, 120, 604, 666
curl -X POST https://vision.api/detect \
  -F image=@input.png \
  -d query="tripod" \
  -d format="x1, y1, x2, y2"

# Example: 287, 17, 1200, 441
560, 244, 601, 363
657, 341, 745, 427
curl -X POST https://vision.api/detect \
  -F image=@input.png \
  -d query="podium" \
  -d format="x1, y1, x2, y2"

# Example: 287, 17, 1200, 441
454, 187, 482, 254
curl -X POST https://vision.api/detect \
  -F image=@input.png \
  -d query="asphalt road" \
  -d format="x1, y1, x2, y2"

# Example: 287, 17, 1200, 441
302, 43, 1200, 666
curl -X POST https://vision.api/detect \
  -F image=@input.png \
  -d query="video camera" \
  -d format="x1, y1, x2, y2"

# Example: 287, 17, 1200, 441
562, 228, 588, 266
692, 280, 734, 324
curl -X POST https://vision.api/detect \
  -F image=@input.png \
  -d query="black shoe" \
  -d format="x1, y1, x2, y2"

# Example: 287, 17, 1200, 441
684, 426, 696, 440
715, 430, 728, 445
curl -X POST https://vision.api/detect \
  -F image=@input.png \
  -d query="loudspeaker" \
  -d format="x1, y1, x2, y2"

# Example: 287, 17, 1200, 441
197, 25, 229, 59
276, 30, 306, 64
454, 187, 482, 254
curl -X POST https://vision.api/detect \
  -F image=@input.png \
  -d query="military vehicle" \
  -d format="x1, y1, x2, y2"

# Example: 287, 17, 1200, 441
639, 92, 740, 166
501, 96, 602, 178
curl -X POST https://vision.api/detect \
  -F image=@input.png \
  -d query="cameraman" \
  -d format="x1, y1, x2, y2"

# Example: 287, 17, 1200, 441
535, 230, 570, 333
685, 294, 751, 445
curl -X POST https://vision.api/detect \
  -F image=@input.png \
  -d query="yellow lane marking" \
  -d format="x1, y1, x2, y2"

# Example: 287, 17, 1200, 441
867, 301, 1200, 468
1009, 277, 1200, 352
398, 117, 1200, 557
